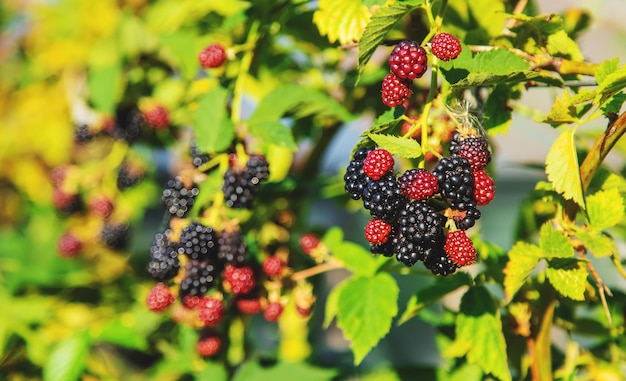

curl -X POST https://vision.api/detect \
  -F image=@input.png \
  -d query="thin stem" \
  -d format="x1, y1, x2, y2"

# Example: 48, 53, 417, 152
290, 260, 343, 281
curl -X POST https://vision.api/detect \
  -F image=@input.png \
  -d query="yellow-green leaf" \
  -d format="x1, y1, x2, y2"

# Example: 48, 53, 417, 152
503, 242, 541, 301
445, 287, 512, 381
43, 333, 90, 381
336, 274, 399, 364
538, 222, 573, 258
576, 230, 615, 258
546, 258, 588, 301
313, 0, 371, 46
542, 91, 578, 124
324, 278, 349, 328
545, 128, 585, 208
586, 187, 625, 233
368, 133, 422, 159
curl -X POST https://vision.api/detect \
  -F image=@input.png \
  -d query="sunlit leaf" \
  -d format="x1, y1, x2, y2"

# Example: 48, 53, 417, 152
547, 30, 584, 61
336, 274, 399, 364
327, 240, 381, 276
538, 222, 573, 258
313, 0, 371, 46
248, 121, 297, 151
191, 87, 235, 154
324, 278, 349, 328
586, 187, 625, 233
43, 333, 90, 381
576, 230, 615, 258
542, 91, 578, 124
503, 242, 542, 301
545, 128, 584, 208
444, 286, 512, 381
367, 133, 422, 159
233, 359, 337, 381
546, 258, 588, 301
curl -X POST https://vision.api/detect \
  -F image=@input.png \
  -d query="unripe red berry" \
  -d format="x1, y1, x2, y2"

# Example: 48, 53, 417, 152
430, 33, 462, 61
199, 43, 227, 68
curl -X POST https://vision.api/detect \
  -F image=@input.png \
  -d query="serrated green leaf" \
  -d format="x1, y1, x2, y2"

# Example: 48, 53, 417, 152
452, 71, 552, 89
43, 333, 90, 381
332, 241, 382, 276
336, 273, 399, 364
542, 91, 578, 124
232, 360, 337, 381
248, 84, 353, 125
358, 2, 423, 74
313, 0, 371, 46
248, 121, 297, 151
586, 187, 625, 233
576, 230, 615, 258
191, 87, 235, 154
503, 242, 542, 301
568, 88, 597, 106
600, 92, 626, 115
445, 287, 511, 381
545, 128, 584, 208
546, 258, 588, 301
546, 30, 584, 61
324, 278, 349, 328
594, 66, 626, 107
483, 84, 513, 134
538, 222, 573, 258
595, 58, 620, 85
367, 133, 422, 158
508, 13, 564, 35
398, 272, 473, 325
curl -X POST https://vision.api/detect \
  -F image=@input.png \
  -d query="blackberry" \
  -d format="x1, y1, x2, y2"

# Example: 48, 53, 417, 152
362, 173, 407, 222
430, 33, 462, 62
101, 222, 130, 250
52, 188, 82, 215
393, 232, 426, 267
370, 236, 395, 257
116, 161, 144, 191
179, 260, 219, 300
190, 140, 210, 168
343, 148, 372, 200
449, 133, 491, 171
423, 241, 458, 276
162, 177, 199, 218
432, 156, 475, 211
396, 201, 445, 243
110, 105, 144, 142
245, 154, 270, 182
177, 221, 220, 262
388, 40, 428, 80
398, 168, 439, 201
199, 43, 227, 68
147, 231, 180, 281
217, 230, 248, 266
454, 206, 481, 230
74, 124, 95, 143
381, 73, 413, 108
222, 154, 269, 209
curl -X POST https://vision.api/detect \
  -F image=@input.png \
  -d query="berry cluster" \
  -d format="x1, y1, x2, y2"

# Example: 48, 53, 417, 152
344, 130, 494, 275
222, 154, 270, 209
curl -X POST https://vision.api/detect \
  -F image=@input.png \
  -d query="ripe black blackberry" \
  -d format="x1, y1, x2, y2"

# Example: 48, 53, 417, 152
74, 124, 95, 143
362, 173, 407, 222
432, 156, 475, 211
101, 222, 130, 250
396, 201, 445, 243
162, 177, 199, 218
222, 154, 269, 209
177, 221, 220, 262
217, 230, 248, 266
147, 231, 180, 281
370, 237, 396, 257
455, 206, 481, 230
110, 105, 144, 142
423, 242, 458, 276
344, 148, 372, 200
116, 161, 144, 191
179, 259, 220, 300
449, 133, 491, 171
190, 140, 210, 168
393, 232, 426, 266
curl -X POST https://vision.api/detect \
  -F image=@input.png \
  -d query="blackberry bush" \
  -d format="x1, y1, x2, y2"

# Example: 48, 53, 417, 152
177, 221, 220, 261
161, 177, 199, 218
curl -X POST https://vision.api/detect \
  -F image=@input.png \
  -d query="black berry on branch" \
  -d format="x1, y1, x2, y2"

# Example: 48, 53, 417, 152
362, 173, 407, 222
52, 188, 82, 215
190, 140, 210, 168
423, 239, 458, 276
74, 124, 95, 144
396, 201, 445, 243
111, 105, 144, 142
222, 154, 269, 209
245, 154, 270, 182
343, 148, 372, 200
432, 156, 475, 211
161, 177, 199, 218
449, 133, 491, 171
116, 161, 144, 191
393, 232, 425, 266
398, 168, 439, 201
370, 231, 396, 257
388, 40, 428, 80
454, 206, 482, 230
381, 73, 413, 108
430, 33, 462, 62
101, 222, 130, 250
177, 221, 220, 261
179, 260, 219, 300
147, 231, 180, 281
444, 230, 477, 267
363, 149, 395, 181
199, 43, 227, 68
217, 229, 248, 266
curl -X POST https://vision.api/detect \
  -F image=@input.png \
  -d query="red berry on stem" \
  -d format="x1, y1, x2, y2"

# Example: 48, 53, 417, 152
388, 40, 428, 80
473, 169, 495, 206
364, 219, 392, 245
146, 283, 176, 313
263, 302, 284, 322
57, 232, 82, 258
223, 265, 256, 295
236, 296, 263, 315
363, 149, 395, 181
262, 255, 286, 278
141, 104, 171, 130
199, 43, 227, 68
197, 331, 221, 357
198, 296, 225, 327
444, 230, 477, 267
398, 168, 439, 200
89, 195, 114, 219
381, 73, 412, 108
430, 33, 462, 61
299, 233, 320, 255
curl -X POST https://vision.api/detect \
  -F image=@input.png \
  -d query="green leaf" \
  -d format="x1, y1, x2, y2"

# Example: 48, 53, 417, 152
367, 133, 422, 159
538, 222, 573, 258
451, 71, 557, 89
586, 187, 625, 233
600, 92, 626, 115
194, 361, 229, 381
160, 31, 200, 81
595, 58, 620, 85
398, 272, 473, 325
336, 273, 399, 364
331, 241, 382, 276
248, 84, 353, 125
88, 61, 123, 115
43, 333, 90, 381
545, 128, 585, 208
483, 84, 514, 134
322, 226, 344, 249
576, 230, 615, 258
444, 287, 511, 381
191, 87, 235, 154
358, 2, 423, 75
546, 30, 584, 61
313, 0, 371, 46
542, 91, 578, 124
546, 258, 588, 301
503, 242, 542, 301
441, 48, 530, 87
248, 121, 297, 151
96, 320, 149, 351
324, 278, 349, 328
233, 360, 337, 381
594, 66, 626, 107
